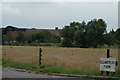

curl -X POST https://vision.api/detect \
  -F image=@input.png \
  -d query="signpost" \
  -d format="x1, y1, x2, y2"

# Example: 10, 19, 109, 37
100, 57, 116, 72
100, 49, 118, 75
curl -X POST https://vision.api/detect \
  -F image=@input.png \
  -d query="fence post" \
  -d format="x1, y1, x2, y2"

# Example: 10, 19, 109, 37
39, 48, 42, 65
101, 71, 103, 75
118, 46, 120, 72
106, 49, 110, 76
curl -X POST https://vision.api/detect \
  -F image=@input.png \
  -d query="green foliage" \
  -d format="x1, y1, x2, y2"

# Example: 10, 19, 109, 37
115, 28, 120, 45
2, 19, 120, 48
104, 29, 116, 46
26, 34, 36, 43
26, 31, 61, 43
35, 31, 49, 43
16, 32, 26, 43
61, 19, 107, 48
103, 28, 120, 47
2, 42, 61, 47
50, 35, 61, 43
3, 42, 18, 46
29, 43, 61, 47
3, 31, 61, 46
2, 35, 8, 43
85, 19, 107, 47
61, 38, 73, 47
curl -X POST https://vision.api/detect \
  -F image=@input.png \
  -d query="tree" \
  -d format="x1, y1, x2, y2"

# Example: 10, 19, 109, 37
26, 34, 36, 43
16, 33, 26, 43
50, 35, 61, 43
85, 19, 107, 47
61, 22, 78, 47
29, 31, 60, 43
74, 21, 87, 47
61, 37, 73, 47
61, 19, 107, 48
35, 31, 52, 43
115, 28, 120, 45
104, 29, 116, 46
2, 35, 9, 44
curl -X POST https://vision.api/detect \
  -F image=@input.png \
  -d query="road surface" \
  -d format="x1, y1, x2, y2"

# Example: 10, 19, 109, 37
2, 67, 60, 78
2, 67, 95, 80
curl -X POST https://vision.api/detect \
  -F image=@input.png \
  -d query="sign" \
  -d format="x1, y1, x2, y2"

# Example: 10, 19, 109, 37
100, 57, 116, 72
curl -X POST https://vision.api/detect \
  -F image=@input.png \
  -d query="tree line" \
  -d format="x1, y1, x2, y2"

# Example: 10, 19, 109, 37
16, 31, 61, 43
61, 19, 120, 48
2, 19, 120, 48
2, 30, 61, 46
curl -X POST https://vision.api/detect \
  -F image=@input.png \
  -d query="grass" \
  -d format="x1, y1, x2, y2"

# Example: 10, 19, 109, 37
3, 59, 101, 76
2, 59, 120, 80
3, 45, 119, 79
3, 59, 120, 78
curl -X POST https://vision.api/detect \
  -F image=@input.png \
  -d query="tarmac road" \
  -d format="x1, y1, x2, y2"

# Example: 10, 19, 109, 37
2, 67, 95, 80
2, 67, 60, 78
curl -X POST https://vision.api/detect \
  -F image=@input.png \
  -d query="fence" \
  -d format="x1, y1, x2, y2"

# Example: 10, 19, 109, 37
2, 46, 119, 72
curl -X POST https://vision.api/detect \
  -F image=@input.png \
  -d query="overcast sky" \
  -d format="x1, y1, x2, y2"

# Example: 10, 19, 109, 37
2, 2, 118, 31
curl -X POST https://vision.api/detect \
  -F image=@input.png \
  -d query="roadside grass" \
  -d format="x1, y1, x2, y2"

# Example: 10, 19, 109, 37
2, 59, 120, 77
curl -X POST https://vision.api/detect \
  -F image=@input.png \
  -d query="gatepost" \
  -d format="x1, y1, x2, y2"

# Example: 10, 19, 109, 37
106, 49, 110, 75
100, 49, 118, 75
39, 48, 42, 65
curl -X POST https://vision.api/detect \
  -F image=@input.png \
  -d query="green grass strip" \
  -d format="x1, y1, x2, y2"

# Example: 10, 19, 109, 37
2, 59, 120, 77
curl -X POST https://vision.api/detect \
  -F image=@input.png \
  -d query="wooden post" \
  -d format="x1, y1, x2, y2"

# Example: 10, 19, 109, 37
101, 71, 103, 75
106, 49, 110, 76
118, 46, 120, 72
107, 49, 110, 58
39, 48, 42, 65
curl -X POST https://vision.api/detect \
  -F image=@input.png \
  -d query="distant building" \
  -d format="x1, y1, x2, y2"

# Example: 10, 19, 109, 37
2, 26, 61, 38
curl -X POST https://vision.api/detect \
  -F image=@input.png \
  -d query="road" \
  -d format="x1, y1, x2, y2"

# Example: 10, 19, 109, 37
2, 67, 60, 78
2, 67, 95, 80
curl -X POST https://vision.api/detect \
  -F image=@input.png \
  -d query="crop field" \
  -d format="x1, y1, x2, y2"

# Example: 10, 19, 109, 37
2, 46, 120, 72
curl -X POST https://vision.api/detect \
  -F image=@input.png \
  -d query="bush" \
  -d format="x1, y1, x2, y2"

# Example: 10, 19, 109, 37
29, 43, 61, 47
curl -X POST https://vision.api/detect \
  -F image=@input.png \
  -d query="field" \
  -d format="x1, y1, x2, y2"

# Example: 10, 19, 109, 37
2, 46, 120, 72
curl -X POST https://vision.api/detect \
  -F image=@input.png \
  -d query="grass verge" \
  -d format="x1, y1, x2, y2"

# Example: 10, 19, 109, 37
2, 59, 120, 77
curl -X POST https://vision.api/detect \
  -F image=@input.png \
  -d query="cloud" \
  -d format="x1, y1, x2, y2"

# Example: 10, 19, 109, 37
2, 3, 21, 15
2, 0, 119, 2
2, 2, 118, 31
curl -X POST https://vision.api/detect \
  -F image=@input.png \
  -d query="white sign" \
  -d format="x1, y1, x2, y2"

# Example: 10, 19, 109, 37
100, 57, 116, 72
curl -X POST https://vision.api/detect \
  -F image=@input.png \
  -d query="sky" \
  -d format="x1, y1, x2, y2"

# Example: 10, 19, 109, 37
2, 2, 118, 31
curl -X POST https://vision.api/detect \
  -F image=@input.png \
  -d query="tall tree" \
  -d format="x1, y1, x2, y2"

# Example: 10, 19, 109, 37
61, 22, 77, 47
61, 19, 107, 48
85, 19, 107, 47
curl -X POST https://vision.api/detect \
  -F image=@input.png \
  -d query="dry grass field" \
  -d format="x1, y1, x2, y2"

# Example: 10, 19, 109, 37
2, 46, 119, 72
